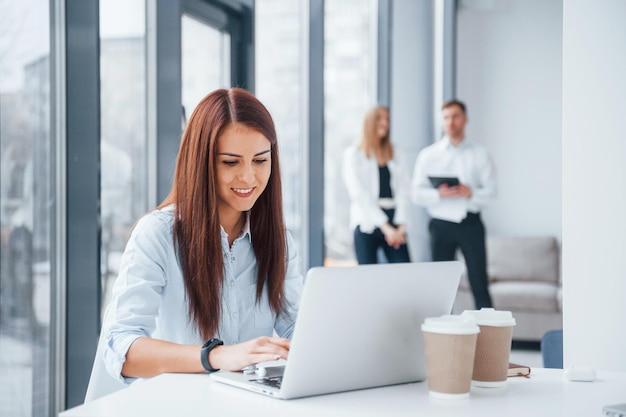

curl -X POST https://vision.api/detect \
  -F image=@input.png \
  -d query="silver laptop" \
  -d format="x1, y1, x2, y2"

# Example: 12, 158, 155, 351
210, 261, 462, 399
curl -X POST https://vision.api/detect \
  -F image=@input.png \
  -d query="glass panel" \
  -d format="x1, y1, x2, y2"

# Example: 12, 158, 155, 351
255, 0, 308, 268
324, 0, 378, 265
0, 1, 53, 415
182, 13, 231, 121
99, 0, 148, 314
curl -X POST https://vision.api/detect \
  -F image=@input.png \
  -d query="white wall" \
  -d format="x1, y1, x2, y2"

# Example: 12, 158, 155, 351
562, 0, 626, 372
456, 0, 563, 240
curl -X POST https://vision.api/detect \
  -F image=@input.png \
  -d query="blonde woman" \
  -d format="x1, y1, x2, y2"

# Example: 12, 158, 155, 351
342, 106, 411, 264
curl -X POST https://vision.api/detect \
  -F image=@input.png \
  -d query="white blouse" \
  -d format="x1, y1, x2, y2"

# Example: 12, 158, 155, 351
342, 145, 410, 233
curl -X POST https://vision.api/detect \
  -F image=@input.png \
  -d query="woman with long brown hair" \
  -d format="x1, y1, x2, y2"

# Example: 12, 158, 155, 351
342, 105, 411, 264
86, 88, 302, 400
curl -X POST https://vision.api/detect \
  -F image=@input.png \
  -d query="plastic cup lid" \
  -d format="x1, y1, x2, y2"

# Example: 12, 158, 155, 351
421, 314, 480, 335
461, 308, 516, 327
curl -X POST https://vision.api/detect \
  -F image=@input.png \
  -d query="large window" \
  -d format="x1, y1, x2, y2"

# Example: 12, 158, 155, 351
99, 0, 149, 317
255, 0, 308, 269
182, 13, 231, 119
256, 0, 378, 269
0, 1, 54, 415
324, 0, 378, 265
0, 1, 384, 413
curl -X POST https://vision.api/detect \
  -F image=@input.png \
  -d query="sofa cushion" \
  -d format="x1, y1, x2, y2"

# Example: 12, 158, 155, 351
489, 281, 560, 313
487, 236, 560, 284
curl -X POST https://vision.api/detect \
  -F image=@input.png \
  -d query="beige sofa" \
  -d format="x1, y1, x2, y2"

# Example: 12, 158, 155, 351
452, 236, 562, 342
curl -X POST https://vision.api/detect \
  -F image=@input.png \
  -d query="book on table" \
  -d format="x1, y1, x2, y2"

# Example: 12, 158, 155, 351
508, 363, 531, 378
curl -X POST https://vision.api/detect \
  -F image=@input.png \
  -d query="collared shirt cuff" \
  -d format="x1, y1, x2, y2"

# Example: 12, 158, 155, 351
103, 331, 145, 385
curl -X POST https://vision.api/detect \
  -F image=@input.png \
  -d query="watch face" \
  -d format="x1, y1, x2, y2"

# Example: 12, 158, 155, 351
204, 338, 223, 348
201, 338, 224, 372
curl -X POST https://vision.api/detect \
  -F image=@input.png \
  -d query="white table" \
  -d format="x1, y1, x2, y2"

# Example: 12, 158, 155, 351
60, 368, 626, 416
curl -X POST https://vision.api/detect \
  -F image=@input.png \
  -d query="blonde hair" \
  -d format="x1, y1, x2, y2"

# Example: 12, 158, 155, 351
359, 106, 393, 163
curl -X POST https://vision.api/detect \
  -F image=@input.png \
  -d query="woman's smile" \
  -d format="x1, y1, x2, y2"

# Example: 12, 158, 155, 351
232, 187, 255, 197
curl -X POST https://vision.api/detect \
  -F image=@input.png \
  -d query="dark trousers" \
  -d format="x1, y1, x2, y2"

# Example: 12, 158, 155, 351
429, 212, 493, 309
354, 226, 411, 265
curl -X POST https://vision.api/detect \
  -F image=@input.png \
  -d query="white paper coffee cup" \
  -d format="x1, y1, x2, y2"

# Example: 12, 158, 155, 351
461, 308, 516, 387
421, 315, 480, 399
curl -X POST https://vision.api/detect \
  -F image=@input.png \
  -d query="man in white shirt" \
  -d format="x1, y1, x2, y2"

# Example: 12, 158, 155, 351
411, 100, 495, 309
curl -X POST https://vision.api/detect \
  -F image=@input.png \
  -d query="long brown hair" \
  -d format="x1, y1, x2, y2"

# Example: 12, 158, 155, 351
360, 105, 393, 163
159, 88, 287, 340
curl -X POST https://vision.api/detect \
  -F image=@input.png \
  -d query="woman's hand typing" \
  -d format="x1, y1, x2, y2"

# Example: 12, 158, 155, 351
209, 336, 290, 371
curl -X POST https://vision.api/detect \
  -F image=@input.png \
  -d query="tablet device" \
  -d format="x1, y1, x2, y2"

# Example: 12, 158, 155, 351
428, 176, 459, 188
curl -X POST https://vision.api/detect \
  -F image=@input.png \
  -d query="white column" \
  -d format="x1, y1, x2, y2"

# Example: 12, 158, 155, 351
391, 0, 435, 262
562, 0, 626, 371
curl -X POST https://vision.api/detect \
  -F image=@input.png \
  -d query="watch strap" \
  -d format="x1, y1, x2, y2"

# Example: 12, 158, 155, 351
201, 338, 224, 372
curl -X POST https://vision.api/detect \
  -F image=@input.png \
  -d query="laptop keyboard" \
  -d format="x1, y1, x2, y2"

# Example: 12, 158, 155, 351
250, 376, 283, 389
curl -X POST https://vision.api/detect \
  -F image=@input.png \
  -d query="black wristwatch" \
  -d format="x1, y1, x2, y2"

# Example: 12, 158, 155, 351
201, 338, 224, 372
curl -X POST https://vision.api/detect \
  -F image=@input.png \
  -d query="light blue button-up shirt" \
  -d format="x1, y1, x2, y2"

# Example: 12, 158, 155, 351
100, 204, 303, 384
